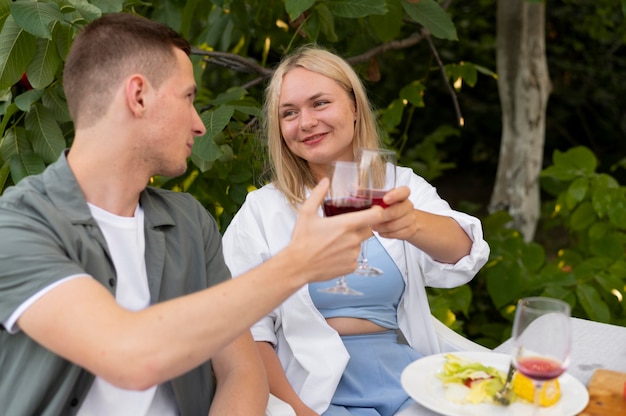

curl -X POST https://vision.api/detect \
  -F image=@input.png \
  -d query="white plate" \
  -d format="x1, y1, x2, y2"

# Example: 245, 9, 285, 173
401, 351, 589, 416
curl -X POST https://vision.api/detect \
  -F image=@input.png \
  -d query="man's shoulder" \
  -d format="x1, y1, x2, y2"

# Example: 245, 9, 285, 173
141, 186, 212, 225
144, 186, 198, 202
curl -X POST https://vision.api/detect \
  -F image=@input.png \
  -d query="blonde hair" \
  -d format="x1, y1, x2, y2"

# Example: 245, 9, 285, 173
263, 45, 383, 209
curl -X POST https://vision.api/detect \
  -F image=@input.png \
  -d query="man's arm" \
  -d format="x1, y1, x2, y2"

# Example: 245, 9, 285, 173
208, 331, 268, 415
17, 178, 383, 390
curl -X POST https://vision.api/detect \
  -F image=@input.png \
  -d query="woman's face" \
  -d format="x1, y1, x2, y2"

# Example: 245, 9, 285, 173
278, 67, 357, 180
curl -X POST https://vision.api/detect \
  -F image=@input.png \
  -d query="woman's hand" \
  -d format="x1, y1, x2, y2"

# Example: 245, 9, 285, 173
372, 186, 472, 264
371, 186, 417, 241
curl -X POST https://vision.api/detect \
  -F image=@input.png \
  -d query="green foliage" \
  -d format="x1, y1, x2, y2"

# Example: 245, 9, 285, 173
0, 0, 476, 231
434, 146, 626, 348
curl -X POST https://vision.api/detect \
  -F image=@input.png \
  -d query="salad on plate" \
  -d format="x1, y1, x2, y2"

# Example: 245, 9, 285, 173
437, 354, 561, 407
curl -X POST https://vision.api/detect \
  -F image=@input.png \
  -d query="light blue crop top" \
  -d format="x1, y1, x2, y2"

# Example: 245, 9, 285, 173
308, 237, 405, 329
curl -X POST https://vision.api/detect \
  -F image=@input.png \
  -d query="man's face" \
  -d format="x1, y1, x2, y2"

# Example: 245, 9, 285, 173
141, 48, 206, 178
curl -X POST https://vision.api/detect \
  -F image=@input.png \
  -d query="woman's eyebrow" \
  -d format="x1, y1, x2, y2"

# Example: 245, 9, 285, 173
279, 92, 328, 109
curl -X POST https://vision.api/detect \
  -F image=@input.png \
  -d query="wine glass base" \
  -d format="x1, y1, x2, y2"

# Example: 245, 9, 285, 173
318, 286, 364, 296
353, 265, 383, 276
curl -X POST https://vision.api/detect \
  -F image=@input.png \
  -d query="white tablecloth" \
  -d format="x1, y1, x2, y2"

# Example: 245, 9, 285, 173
397, 317, 626, 415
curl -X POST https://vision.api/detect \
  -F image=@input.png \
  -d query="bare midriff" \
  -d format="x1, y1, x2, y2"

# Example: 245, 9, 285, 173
325, 317, 390, 336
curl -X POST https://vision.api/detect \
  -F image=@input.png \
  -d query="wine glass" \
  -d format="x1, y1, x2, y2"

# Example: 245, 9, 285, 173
319, 161, 373, 295
511, 296, 571, 414
354, 147, 397, 276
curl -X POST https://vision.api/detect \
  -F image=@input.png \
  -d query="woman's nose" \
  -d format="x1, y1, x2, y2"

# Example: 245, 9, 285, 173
299, 109, 318, 130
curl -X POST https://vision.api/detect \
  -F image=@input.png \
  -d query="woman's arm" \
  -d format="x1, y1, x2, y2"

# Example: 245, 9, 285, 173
257, 342, 319, 416
209, 332, 269, 415
372, 186, 472, 264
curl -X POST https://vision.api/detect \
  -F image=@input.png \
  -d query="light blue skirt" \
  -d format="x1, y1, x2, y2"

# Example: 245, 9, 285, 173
322, 330, 422, 416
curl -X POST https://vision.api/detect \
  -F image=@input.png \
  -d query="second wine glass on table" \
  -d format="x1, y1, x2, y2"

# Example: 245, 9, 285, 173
354, 147, 397, 276
511, 296, 571, 415
320, 161, 373, 295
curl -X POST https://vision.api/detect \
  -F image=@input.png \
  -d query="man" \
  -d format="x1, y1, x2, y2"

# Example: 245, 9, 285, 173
0, 13, 382, 416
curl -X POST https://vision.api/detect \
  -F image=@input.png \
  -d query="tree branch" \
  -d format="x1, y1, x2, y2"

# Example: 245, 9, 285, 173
191, 28, 463, 127
425, 33, 464, 127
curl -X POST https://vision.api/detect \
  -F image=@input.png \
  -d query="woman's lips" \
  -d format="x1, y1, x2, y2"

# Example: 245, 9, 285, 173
302, 133, 326, 145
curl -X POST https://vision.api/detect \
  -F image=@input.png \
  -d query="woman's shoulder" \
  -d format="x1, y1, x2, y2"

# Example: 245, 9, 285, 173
239, 182, 292, 211
396, 165, 430, 187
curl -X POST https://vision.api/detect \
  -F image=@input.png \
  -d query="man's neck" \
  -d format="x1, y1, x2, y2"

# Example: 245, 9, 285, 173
67, 143, 148, 217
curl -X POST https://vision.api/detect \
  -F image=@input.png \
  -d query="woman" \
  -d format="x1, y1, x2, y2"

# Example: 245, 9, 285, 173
222, 45, 490, 416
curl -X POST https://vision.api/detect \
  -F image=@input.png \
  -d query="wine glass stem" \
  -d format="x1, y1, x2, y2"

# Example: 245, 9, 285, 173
532, 381, 543, 416
357, 240, 368, 269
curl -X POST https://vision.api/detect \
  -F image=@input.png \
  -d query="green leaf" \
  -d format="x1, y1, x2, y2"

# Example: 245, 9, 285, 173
0, 102, 18, 135
569, 201, 596, 231
41, 84, 71, 122
53, 21, 74, 61
565, 177, 588, 209
592, 186, 625, 223
589, 233, 624, 259
25, 103, 66, 163
576, 284, 611, 323
552, 146, 597, 175
9, 148, 45, 182
208, 86, 248, 106
0, 16, 37, 89
88, 0, 124, 14
180, 0, 200, 39
26, 36, 61, 89
402, 0, 458, 41
399, 81, 425, 108
0, 126, 31, 163
326, 0, 387, 18
285, 0, 315, 20
194, 105, 235, 162
67, 0, 102, 23
14, 88, 44, 111
0, 0, 10, 27
0, 160, 9, 190
379, 98, 405, 130
445, 62, 478, 88
315, 3, 337, 42
369, 0, 402, 42
486, 263, 526, 309
10, 0, 64, 40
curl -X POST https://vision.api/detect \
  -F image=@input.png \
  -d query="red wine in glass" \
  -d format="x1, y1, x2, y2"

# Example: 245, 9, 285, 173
516, 356, 566, 381
319, 161, 373, 295
324, 196, 373, 216
511, 297, 571, 415
370, 190, 389, 208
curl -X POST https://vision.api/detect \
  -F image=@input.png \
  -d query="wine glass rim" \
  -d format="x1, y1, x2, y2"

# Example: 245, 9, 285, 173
517, 296, 571, 313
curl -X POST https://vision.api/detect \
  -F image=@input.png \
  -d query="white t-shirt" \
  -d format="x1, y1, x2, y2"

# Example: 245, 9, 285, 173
77, 203, 178, 416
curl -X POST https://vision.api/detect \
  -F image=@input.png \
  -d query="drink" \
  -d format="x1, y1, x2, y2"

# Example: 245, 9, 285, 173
323, 197, 372, 216
370, 190, 388, 208
516, 356, 565, 381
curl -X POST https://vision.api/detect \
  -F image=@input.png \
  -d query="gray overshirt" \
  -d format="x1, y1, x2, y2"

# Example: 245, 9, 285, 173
0, 153, 231, 415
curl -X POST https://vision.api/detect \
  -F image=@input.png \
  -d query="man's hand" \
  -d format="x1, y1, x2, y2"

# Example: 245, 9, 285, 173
288, 178, 383, 284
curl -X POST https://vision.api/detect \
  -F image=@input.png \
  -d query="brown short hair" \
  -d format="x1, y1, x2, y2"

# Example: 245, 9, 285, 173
63, 13, 191, 128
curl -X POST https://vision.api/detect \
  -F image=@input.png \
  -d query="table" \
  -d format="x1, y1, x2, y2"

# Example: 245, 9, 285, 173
397, 317, 626, 415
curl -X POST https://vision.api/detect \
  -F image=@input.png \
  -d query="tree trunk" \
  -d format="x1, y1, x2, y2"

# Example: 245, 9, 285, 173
490, 0, 552, 242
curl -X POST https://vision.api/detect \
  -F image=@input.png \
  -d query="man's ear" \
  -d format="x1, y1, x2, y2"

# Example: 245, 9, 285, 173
126, 74, 147, 117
